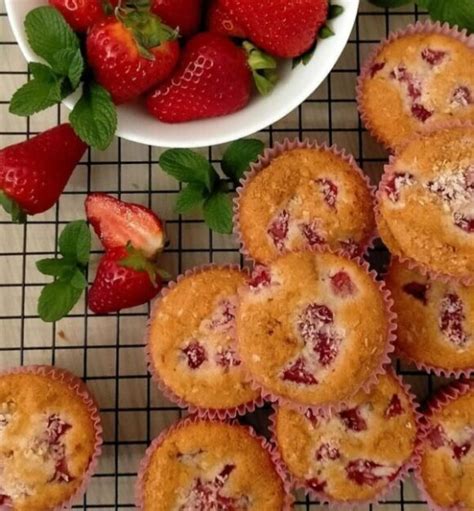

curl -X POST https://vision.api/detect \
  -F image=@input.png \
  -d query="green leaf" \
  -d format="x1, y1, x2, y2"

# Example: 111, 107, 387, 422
0, 191, 26, 223
51, 48, 84, 89
427, 0, 474, 33
319, 25, 335, 38
119, 243, 158, 285
175, 183, 207, 214
70, 268, 88, 290
25, 6, 79, 65
203, 191, 233, 234
221, 139, 264, 185
159, 149, 218, 192
369, 0, 414, 6
328, 4, 345, 19
9, 69, 64, 117
36, 258, 75, 278
69, 82, 117, 150
58, 220, 91, 265
243, 41, 278, 95
157, 268, 172, 281
415, 0, 430, 7
37, 279, 83, 322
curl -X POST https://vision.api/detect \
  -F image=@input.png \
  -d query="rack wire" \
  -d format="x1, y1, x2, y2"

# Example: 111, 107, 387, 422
0, 1, 442, 508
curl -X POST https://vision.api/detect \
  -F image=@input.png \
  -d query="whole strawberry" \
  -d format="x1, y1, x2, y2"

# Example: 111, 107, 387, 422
207, 0, 246, 38
151, 0, 202, 37
86, 11, 180, 104
88, 245, 163, 314
48, 0, 119, 32
147, 32, 276, 123
0, 124, 87, 222
85, 193, 165, 258
220, 0, 329, 58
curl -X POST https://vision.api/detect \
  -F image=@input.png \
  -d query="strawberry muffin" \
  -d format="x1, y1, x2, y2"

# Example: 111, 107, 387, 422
272, 371, 419, 504
236, 144, 376, 264
377, 124, 474, 283
386, 258, 474, 375
0, 366, 102, 511
136, 418, 290, 510
235, 251, 394, 410
358, 23, 474, 150
147, 266, 260, 417
417, 381, 474, 510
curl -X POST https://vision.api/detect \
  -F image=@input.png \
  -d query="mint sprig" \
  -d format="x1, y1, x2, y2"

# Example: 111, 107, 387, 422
9, 6, 117, 150
159, 138, 264, 234
37, 220, 91, 322
369, 0, 474, 33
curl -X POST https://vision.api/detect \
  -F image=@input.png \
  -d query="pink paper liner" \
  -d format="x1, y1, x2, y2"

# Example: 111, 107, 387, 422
145, 264, 264, 420
386, 256, 474, 379
414, 380, 474, 511
356, 21, 474, 153
268, 367, 424, 510
375, 121, 474, 287
135, 415, 294, 510
233, 138, 378, 265
233, 246, 397, 415
0, 364, 103, 511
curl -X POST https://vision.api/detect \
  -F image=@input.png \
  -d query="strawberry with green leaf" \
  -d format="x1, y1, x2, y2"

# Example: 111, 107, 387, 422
36, 220, 91, 322
86, 194, 168, 314
86, 9, 180, 104
48, 0, 119, 32
10, 6, 117, 150
0, 124, 87, 222
159, 138, 264, 234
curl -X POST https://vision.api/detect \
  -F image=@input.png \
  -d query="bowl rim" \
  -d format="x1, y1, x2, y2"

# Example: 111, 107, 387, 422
5, 0, 360, 148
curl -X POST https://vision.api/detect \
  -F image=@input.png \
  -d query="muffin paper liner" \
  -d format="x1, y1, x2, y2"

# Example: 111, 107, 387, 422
414, 380, 474, 511
135, 415, 294, 511
145, 264, 264, 420
356, 21, 474, 152
233, 138, 378, 265
0, 364, 103, 511
267, 368, 424, 510
375, 121, 474, 287
233, 246, 397, 416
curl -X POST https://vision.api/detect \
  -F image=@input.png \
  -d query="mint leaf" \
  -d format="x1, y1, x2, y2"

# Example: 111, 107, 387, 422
159, 149, 218, 192
58, 220, 91, 265
221, 139, 264, 185
203, 191, 233, 234
369, 0, 414, 6
427, 0, 474, 33
0, 191, 26, 223
38, 279, 83, 322
51, 48, 84, 89
25, 6, 79, 65
70, 268, 88, 290
415, 0, 430, 7
175, 183, 207, 214
9, 66, 64, 117
69, 82, 117, 150
36, 258, 75, 278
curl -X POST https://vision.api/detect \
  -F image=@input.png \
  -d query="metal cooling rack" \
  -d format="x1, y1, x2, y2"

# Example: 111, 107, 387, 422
0, 1, 445, 508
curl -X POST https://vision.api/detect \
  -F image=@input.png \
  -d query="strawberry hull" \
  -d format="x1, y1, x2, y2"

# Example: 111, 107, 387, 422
0, 123, 87, 216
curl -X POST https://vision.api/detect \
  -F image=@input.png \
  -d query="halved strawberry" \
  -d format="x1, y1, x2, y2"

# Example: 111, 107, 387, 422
85, 193, 165, 258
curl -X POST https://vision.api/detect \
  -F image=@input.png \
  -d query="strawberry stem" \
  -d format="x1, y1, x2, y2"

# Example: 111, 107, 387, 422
243, 41, 278, 95
0, 190, 27, 223
119, 242, 161, 286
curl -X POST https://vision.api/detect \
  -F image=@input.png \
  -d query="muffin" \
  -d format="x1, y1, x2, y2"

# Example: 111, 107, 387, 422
147, 266, 260, 417
0, 366, 102, 511
235, 142, 376, 264
272, 371, 419, 504
235, 250, 394, 410
136, 418, 290, 510
358, 22, 474, 150
377, 124, 474, 283
417, 381, 474, 511
386, 258, 474, 376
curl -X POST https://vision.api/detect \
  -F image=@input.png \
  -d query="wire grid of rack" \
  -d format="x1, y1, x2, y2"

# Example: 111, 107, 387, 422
0, 1, 451, 509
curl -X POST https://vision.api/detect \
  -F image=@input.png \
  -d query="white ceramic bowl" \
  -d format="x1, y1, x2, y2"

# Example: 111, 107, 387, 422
6, 0, 359, 148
